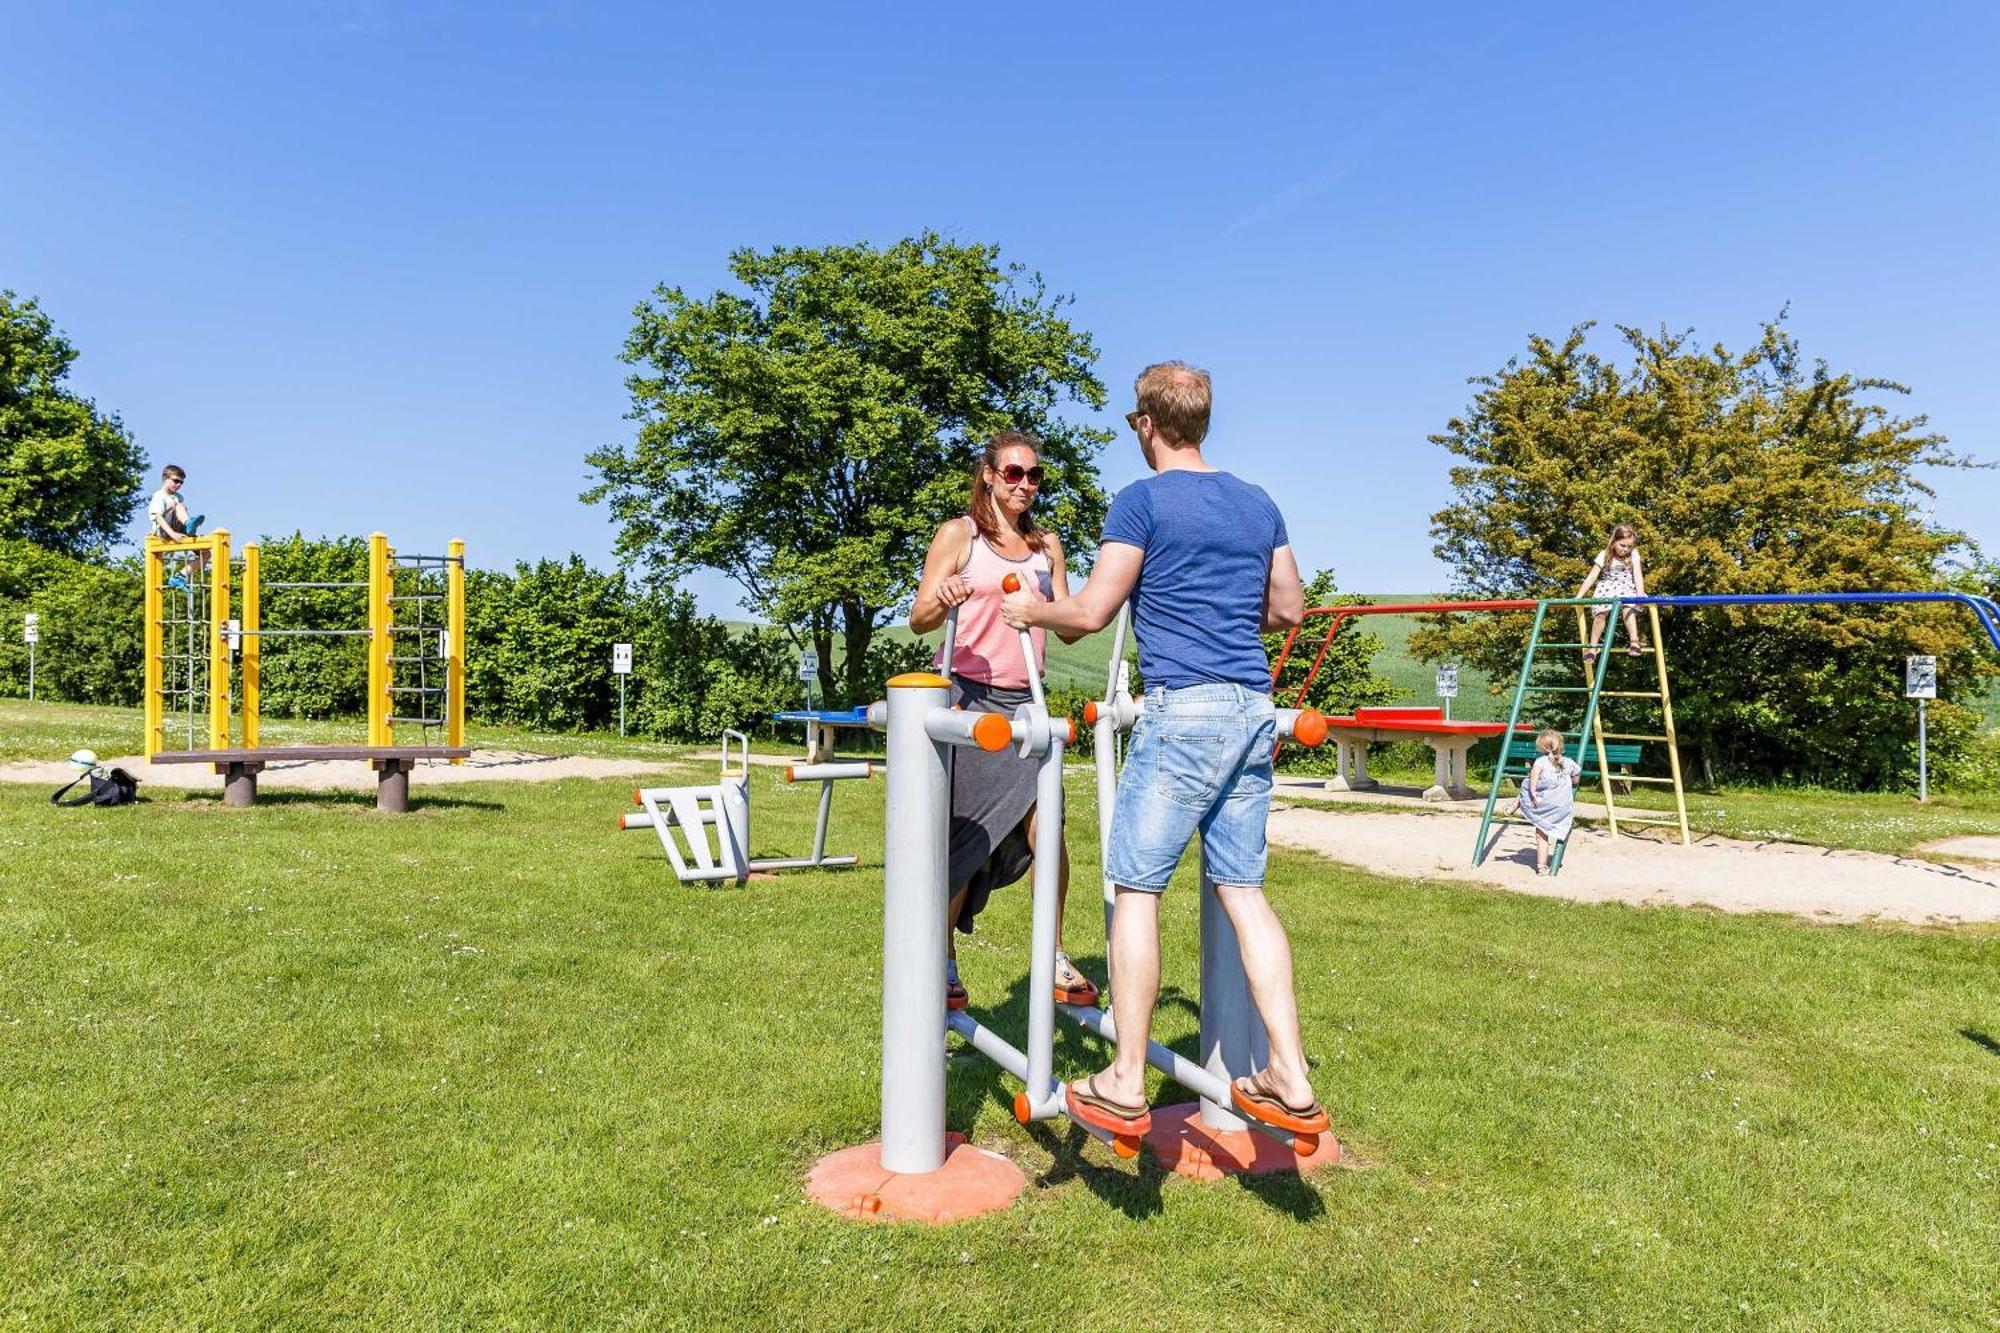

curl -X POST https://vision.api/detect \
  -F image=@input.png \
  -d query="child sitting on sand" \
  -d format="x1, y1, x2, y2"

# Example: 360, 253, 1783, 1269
1517, 729, 1581, 875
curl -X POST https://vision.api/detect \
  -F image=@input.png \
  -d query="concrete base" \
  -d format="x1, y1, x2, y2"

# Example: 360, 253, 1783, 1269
221, 762, 262, 808
807, 1134, 1027, 1224
372, 759, 413, 813
1142, 1102, 1341, 1180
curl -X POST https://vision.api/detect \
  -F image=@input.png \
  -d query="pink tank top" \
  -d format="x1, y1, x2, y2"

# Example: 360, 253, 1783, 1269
936, 517, 1050, 687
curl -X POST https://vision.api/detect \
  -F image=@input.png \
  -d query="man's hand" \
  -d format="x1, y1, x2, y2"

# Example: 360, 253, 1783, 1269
1000, 587, 1040, 630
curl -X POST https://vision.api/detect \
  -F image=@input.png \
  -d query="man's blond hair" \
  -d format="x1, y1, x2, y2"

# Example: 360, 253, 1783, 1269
1134, 361, 1212, 447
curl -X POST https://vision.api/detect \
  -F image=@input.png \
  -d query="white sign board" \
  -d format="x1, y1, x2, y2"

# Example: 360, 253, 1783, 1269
798, 650, 818, 682
224, 619, 242, 653
1435, 665, 1459, 699
1905, 655, 1937, 700
23, 613, 38, 644
612, 643, 633, 675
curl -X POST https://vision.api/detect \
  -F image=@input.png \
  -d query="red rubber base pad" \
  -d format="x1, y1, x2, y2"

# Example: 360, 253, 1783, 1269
806, 1134, 1027, 1224
1142, 1102, 1342, 1180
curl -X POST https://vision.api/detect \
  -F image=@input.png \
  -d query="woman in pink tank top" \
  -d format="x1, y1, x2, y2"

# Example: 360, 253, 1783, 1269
910, 432, 1097, 1011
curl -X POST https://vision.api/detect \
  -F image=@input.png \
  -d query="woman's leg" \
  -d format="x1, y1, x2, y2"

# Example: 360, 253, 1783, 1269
1623, 606, 1645, 651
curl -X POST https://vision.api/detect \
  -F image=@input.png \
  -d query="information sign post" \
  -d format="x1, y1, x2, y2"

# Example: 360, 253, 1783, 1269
1906, 655, 1937, 803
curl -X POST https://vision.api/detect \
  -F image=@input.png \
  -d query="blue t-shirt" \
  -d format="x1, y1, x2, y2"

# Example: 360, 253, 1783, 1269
1101, 470, 1290, 690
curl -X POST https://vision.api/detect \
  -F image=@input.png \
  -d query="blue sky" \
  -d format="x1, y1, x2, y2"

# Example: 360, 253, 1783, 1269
6, 1, 1996, 616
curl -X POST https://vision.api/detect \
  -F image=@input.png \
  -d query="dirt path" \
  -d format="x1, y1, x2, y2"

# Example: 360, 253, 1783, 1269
1267, 804, 2000, 926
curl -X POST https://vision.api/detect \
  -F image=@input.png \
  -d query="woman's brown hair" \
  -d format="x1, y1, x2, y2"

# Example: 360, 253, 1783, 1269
965, 431, 1050, 555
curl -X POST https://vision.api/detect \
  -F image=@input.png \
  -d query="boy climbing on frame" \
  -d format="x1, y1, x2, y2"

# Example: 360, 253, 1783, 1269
147, 464, 207, 592
1001, 360, 1331, 1140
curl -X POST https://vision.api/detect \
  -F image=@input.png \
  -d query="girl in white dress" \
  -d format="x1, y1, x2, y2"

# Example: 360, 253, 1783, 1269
1576, 524, 1647, 662
1517, 730, 1581, 874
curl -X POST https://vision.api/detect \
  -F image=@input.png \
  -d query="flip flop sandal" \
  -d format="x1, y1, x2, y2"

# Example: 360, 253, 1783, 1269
946, 978, 968, 1011
1053, 968, 1100, 1007
1231, 1077, 1330, 1135
1066, 1077, 1151, 1136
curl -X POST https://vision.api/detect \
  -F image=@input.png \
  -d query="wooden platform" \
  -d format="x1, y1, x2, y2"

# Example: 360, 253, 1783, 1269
149, 746, 472, 811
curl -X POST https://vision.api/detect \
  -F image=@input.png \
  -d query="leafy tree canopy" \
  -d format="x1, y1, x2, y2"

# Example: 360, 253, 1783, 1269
1415, 317, 1994, 787
0, 292, 146, 557
585, 233, 1112, 702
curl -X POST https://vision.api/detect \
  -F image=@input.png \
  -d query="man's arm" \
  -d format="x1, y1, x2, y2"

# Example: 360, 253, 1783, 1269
1044, 533, 1086, 645
1002, 542, 1142, 636
1261, 544, 1305, 633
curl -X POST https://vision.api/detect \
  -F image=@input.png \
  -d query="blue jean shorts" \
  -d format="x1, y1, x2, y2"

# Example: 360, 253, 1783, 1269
1104, 683, 1277, 892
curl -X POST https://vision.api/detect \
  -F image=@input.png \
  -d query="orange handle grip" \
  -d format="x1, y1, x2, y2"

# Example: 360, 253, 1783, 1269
1001, 572, 1022, 593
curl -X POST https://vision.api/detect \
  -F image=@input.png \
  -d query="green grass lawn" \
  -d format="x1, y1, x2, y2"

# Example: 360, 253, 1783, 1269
4, 752, 1997, 1328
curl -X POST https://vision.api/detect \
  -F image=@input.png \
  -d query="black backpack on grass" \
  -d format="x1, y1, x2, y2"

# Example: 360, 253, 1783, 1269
51, 767, 140, 807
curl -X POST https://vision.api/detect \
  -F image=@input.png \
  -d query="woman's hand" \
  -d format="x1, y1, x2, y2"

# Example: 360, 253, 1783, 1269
935, 574, 973, 609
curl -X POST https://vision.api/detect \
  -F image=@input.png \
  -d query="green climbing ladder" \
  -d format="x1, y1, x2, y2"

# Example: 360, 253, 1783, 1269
1472, 598, 1690, 875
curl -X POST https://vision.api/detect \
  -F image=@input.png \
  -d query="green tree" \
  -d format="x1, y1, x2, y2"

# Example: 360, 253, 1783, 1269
1415, 318, 1994, 787
585, 233, 1112, 705
0, 292, 146, 557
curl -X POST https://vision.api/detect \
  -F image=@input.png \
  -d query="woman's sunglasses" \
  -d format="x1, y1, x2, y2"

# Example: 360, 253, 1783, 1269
997, 463, 1046, 487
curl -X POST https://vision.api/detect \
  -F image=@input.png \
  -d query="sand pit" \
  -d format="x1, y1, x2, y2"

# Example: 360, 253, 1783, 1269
1268, 804, 2000, 926
0, 748, 692, 795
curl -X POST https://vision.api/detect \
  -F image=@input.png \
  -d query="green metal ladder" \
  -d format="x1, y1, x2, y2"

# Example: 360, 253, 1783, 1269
1472, 600, 1623, 875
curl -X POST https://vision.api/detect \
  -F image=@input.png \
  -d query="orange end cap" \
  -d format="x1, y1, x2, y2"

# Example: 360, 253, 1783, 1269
1084, 700, 1100, 725
971, 712, 1012, 752
631, 790, 643, 806
1293, 709, 1329, 748
888, 672, 951, 689
1013, 1091, 1032, 1124
1000, 572, 1022, 593
784, 765, 797, 782
1112, 1136, 1140, 1160
1062, 718, 1077, 745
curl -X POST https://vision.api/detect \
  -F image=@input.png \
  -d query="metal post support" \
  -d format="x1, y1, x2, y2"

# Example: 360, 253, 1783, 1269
242, 543, 261, 748
144, 542, 162, 757
367, 533, 391, 746
1918, 698, 1929, 803
619, 675, 627, 737
446, 538, 465, 761
26, 641, 34, 703
1020, 728, 1068, 1120
880, 673, 952, 1175
1197, 863, 1264, 1133
208, 529, 232, 751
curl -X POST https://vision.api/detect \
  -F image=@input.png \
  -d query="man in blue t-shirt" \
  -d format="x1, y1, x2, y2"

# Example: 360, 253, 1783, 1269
1003, 361, 1329, 1141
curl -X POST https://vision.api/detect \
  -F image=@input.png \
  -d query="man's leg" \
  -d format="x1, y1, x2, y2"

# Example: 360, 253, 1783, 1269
1214, 884, 1315, 1108
1094, 885, 1160, 1106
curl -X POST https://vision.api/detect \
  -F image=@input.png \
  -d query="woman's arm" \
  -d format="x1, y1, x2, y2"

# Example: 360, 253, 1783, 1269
1630, 547, 1646, 596
909, 521, 972, 635
1045, 534, 1084, 645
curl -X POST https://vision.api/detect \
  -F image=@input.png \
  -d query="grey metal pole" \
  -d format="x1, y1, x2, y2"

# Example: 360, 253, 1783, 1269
1918, 698, 1929, 803
26, 642, 34, 703
880, 675, 950, 1174
1197, 861, 1263, 1133
1021, 729, 1067, 1119
618, 674, 626, 738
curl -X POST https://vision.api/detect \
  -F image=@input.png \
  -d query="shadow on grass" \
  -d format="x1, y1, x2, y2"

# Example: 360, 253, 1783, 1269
1961, 1027, 2000, 1057
172, 790, 508, 814
949, 963, 1327, 1221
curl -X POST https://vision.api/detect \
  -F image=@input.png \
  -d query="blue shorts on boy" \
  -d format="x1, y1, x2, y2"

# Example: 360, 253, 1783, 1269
1100, 471, 1291, 891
